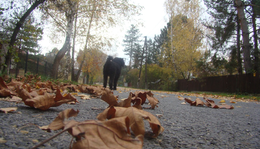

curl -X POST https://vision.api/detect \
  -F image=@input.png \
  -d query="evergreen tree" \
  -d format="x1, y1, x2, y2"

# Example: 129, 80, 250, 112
123, 24, 142, 68
204, 0, 260, 74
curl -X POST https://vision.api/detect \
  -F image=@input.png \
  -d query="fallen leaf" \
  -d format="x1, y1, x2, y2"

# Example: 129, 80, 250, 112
16, 85, 33, 101
230, 101, 237, 104
23, 89, 78, 110
78, 94, 90, 100
97, 106, 164, 138
219, 100, 226, 103
100, 88, 118, 106
10, 96, 22, 102
31, 139, 39, 143
20, 130, 29, 134
134, 91, 147, 105
0, 88, 14, 97
204, 98, 234, 109
117, 92, 133, 107
132, 97, 142, 109
195, 98, 205, 106
178, 96, 184, 100
68, 117, 143, 149
147, 94, 159, 109
156, 114, 163, 118
0, 138, 7, 143
48, 108, 79, 130
44, 109, 142, 149
0, 77, 8, 89
0, 107, 17, 113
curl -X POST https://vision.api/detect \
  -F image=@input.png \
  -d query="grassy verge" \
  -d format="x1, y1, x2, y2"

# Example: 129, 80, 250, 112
190, 91, 260, 101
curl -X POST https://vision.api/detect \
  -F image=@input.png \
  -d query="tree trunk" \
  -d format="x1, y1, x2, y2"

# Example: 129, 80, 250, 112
71, 4, 78, 81
236, 14, 242, 75
74, 2, 95, 82
252, 1, 259, 73
2, 0, 45, 74
235, 0, 252, 73
75, 54, 85, 82
51, 4, 76, 79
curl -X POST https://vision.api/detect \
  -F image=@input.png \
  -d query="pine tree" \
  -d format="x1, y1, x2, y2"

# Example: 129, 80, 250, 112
123, 24, 142, 68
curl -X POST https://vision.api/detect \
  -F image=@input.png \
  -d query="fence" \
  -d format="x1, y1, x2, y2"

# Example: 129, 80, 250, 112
9, 52, 52, 77
177, 73, 260, 94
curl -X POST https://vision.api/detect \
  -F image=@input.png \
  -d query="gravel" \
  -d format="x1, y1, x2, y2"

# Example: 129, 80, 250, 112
0, 88, 260, 149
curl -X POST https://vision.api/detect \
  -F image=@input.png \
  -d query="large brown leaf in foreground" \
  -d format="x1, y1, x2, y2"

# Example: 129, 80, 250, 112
47, 109, 142, 149
101, 88, 118, 106
97, 106, 164, 138
48, 108, 79, 130
22, 88, 78, 110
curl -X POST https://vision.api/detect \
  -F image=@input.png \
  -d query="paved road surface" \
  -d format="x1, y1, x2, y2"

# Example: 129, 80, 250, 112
0, 87, 259, 148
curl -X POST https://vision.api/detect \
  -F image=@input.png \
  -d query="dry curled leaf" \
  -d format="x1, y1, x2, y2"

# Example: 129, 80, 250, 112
101, 88, 118, 106
68, 117, 143, 149
185, 98, 234, 109
42, 109, 142, 149
23, 89, 78, 110
48, 108, 79, 130
117, 92, 133, 107
78, 94, 91, 100
134, 91, 147, 105
146, 94, 159, 109
97, 106, 164, 138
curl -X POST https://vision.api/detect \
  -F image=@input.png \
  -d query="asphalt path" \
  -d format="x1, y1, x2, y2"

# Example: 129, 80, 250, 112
0, 87, 259, 149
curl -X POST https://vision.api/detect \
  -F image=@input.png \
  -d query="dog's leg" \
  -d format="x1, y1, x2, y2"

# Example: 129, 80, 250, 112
109, 76, 113, 90
103, 74, 108, 88
113, 72, 120, 90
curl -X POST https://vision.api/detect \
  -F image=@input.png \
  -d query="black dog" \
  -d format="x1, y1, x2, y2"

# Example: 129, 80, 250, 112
103, 56, 125, 90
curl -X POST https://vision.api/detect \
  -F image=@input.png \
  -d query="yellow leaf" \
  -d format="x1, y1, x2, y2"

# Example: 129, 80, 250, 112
70, 93, 78, 96
219, 100, 226, 103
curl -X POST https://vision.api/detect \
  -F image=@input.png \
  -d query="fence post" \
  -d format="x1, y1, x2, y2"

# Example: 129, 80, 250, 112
24, 50, 28, 74
36, 56, 39, 74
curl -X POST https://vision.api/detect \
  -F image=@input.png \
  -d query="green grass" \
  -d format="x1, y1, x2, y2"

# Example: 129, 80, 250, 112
191, 91, 260, 101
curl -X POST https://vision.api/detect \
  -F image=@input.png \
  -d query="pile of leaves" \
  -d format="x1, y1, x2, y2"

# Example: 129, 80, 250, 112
34, 107, 164, 149
0, 76, 163, 148
0, 76, 160, 110
101, 89, 159, 109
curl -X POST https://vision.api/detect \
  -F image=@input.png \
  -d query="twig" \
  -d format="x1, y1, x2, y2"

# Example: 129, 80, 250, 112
17, 123, 38, 132
30, 129, 68, 149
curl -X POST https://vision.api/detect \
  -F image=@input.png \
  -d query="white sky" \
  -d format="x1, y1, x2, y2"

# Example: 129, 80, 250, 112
39, 0, 169, 60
